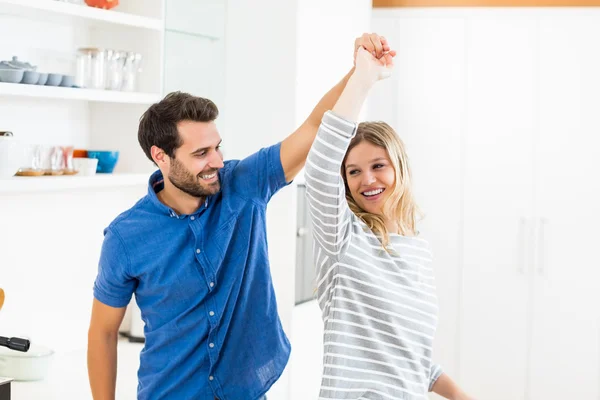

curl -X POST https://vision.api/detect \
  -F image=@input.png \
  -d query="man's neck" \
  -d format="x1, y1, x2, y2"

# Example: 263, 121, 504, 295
157, 181, 204, 216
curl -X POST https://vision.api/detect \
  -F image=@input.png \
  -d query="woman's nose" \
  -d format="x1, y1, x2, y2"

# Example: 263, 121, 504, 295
361, 173, 376, 186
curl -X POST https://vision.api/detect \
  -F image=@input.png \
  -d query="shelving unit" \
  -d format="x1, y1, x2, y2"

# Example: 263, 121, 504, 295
1, 173, 148, 194
0, 82, 160, 104
0, 0, 163, 31
0, 0, 165, 188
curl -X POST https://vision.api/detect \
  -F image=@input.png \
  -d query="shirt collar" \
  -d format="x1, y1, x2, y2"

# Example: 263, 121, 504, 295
147, 170, 211, 218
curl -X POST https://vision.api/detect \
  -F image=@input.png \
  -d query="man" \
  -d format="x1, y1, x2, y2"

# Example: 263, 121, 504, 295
87, 33, 394, 400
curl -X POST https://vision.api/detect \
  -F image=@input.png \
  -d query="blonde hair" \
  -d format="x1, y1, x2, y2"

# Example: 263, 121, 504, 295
341, 121, 421, 248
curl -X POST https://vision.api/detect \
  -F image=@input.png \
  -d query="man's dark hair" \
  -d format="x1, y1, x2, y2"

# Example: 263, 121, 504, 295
138, 92, 219, 163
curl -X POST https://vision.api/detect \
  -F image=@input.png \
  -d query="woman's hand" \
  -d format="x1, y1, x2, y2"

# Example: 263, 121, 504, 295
353, 46, 395, 87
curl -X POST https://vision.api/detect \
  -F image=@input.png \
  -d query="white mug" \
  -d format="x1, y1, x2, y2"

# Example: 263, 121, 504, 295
73, 157, 99, 176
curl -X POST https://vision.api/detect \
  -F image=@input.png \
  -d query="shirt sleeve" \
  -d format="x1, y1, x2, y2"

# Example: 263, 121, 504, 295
93, 227, 137, 308
428, 363, 444, 392
229, 142, 289, 204
304, 110, 357, 261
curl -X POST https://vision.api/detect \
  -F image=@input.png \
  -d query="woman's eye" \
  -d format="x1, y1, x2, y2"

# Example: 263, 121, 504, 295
349, 170, 359, 176
373, 164, 384, 169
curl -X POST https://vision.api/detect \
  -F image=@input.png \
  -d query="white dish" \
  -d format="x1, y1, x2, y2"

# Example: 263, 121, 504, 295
0, 344, 54, 381
73, 157, 98, 176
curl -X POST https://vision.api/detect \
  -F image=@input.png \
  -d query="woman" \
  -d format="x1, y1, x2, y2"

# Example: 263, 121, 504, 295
305, 47, 474, 400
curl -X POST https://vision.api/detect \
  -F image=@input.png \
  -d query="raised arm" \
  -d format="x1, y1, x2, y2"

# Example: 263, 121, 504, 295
304, 47, 395, 258
280, 33, 396, 182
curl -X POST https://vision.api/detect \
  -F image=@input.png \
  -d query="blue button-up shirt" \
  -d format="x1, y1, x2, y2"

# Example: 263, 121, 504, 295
93, 143, 291, 400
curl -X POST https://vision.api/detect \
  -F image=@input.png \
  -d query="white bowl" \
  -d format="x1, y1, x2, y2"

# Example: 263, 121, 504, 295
73, 157, 98, 176
0, 344, 54, 381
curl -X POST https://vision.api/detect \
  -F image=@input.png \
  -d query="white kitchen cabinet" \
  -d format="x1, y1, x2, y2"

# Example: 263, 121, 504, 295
528, 17, 600, 400
460, 17, 537, 400
371, 9, 600, 400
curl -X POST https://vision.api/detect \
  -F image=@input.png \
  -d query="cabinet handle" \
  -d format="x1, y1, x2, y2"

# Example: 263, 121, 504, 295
518, 217, 528, 274
534, 218, 548, 275
297, 227, 307, 237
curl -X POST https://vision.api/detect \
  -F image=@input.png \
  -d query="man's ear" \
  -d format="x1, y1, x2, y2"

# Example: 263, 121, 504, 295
151, 145, 168, 165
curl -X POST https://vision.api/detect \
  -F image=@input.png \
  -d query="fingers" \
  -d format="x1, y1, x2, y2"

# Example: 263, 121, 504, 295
380, 36, 391, 53
382, 52, 394, 68
368, 33, 384, 59
356, 33, 373, 54
355, 33, 395, 60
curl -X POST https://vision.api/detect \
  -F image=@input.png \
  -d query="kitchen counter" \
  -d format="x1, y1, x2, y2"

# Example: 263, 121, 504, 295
11, 338, 142, 400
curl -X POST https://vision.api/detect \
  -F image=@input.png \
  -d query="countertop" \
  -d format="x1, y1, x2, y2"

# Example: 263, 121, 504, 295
11, 338, 142, 400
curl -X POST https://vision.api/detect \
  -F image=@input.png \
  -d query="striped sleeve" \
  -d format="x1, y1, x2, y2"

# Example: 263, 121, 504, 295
428, 364, 444, 392
304, 111, 358, 260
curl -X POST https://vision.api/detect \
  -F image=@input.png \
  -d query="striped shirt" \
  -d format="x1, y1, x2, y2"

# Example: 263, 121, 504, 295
305, 111, 443, 400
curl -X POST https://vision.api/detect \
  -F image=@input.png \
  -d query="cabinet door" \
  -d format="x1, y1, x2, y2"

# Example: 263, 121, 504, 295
163, 0, 226, 105
529, 18, 600, 400
460, 18, 537, 400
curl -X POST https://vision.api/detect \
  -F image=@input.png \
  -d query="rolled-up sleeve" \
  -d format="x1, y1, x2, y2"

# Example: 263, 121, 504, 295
93, 228, 136, 308
230, 142, 289, 204
428, 363, 444, 392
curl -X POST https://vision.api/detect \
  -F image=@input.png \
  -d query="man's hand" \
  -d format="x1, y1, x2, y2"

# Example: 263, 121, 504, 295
354, 32, 397, 65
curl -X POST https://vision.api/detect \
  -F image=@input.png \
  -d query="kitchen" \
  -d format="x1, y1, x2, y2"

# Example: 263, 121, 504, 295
1, 0, 599, 399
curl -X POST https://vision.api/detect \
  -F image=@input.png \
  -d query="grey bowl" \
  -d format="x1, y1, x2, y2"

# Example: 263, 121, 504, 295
46, 73, 63, 86
37, 73, 48, 85
0, 69, 24, 83
22, 70, 40, 85
59, 75, 75, 88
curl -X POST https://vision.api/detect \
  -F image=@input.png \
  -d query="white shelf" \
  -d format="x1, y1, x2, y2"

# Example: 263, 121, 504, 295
0, 0, 163, 31
0, 82, 160, 104
0, 173, 149, 194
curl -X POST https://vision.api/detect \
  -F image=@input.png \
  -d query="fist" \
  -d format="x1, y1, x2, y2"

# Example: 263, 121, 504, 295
354, 47, 394, 85
354, 33, 397, 65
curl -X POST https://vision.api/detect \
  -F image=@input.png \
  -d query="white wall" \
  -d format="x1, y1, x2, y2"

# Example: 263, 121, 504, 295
291, 1, 372, 399
0, 186, 146, 353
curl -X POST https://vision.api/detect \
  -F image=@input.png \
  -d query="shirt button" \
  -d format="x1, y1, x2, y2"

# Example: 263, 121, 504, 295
196, 249, 201, 254
190, 216, 195, 221
209, 343, 215, 348
209, 311, 215, 316
209, 376, 214, 381
209, 282, 214, 288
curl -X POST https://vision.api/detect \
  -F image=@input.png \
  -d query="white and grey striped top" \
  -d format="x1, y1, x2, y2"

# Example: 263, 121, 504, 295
305, 111, 443, 400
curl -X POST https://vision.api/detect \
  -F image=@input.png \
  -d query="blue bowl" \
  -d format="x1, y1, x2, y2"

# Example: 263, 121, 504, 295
87, 151, 119, 173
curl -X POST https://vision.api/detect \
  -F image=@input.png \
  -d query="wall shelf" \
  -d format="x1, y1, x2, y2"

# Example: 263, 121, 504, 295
0, 173, 149, 194
165, 28, 221, 41
0, 82, 160, 104
0, 0, 163, 31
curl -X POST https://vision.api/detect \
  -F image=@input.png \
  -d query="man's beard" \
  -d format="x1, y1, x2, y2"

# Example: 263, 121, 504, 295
168, 157, 221, 198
